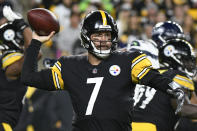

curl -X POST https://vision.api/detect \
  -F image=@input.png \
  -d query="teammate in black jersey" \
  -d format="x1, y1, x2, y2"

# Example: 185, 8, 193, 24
131, 37, 197, 131
21, 10, 184, 131
0, 4, 32, 131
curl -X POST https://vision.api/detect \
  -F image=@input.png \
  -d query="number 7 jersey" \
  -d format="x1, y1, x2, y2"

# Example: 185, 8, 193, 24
50, 52, 137, 123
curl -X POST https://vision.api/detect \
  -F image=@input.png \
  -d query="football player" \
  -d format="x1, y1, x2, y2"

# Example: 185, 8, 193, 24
21, 10, 184, 131
129, 21, 197, 131
0, 5, 32, 131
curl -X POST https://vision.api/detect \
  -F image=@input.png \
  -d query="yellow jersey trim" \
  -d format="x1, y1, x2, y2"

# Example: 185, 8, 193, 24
2, 52, 23, 69
158, 69, 168, 74
173, 75, 194, 91
132, 122, 157, 131
131, 54, 152, 83
51, 61, 64, 90
2, 122, 13, 131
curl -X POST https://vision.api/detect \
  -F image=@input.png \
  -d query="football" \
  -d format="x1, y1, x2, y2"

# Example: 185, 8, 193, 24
27, 8, 60, 36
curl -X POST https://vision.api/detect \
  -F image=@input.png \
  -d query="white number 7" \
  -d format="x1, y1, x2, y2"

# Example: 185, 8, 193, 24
85, 77, 104, 115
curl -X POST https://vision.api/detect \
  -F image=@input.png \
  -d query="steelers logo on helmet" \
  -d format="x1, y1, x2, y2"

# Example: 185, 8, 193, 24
3, 29, 15, 41
109, 65, 121, 76
163, 45, 175, 57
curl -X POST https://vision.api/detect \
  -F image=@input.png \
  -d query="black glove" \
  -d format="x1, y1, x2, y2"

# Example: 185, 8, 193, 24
12, 19, 28, 31
168, 81, 185, 114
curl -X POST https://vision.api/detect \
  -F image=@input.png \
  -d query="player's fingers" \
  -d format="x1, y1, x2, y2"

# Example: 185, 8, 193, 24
48, 31, 55, 39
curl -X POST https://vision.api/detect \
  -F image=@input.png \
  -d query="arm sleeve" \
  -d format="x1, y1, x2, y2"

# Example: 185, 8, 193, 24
21, 39, 57, 91
140, 69, 173, 93
130, 52, 173, 93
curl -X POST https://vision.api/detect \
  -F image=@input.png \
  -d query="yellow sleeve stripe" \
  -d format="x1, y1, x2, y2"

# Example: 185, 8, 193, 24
99, 10, 107, 25
25, 87, 37, 99
56, 61, 61, 67
131, 57, 152, 83
52, 70, 58, 89
132, 54, 146, 64
2, 52, 23, 69
132, 122, 156, 131
173, 75, 194, 91
51, 62, 64, 90
138, 68, 151, 80
158, 69, 168, 74
2, 122, 13, 131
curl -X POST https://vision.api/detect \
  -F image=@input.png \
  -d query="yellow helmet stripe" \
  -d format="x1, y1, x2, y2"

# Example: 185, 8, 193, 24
99, 10, 107, 25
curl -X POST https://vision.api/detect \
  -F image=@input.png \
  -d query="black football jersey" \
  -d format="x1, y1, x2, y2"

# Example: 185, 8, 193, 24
133, 69, 194, 131
22, 39, 175, 126
0, 51, 27, 128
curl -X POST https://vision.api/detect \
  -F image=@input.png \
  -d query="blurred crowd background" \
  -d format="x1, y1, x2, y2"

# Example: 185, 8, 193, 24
3, 0, 197, 131
9, 0, 197, 58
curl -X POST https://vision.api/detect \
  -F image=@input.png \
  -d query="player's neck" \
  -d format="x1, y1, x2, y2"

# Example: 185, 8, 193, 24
88, 53, 102, 65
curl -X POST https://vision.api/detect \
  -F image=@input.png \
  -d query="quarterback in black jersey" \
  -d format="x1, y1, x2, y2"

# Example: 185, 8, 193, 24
21, 10, 184, 131
130, 37, 197, 131
0, 4, 32, 131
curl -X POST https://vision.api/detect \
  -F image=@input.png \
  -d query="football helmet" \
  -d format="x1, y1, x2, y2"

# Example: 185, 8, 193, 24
0, 22, 24, 51
159, 38, 196, 77
80, 10, 118, 59
152, 21, 185, 48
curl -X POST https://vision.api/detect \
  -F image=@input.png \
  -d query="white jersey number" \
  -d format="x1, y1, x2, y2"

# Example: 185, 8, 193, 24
133, 84, 156, 109
85, 77, 104, 115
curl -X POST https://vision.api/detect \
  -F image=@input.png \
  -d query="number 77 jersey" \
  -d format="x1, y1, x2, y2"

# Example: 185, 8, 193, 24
132, 69, 193, 131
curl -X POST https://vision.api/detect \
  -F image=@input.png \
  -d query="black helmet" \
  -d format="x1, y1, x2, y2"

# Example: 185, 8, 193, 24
152, 21, 185, 48
80, 10, 118, 59
159, 38, 196, 77
0, 22, 24, 51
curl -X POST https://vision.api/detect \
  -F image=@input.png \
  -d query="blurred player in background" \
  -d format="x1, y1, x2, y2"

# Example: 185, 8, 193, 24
21, 10, 185, 131
0, 3, 32, 131
128, 21, 197, 131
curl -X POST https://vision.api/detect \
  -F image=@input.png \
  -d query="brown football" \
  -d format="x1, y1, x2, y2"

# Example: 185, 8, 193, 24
27, 8, 60, 36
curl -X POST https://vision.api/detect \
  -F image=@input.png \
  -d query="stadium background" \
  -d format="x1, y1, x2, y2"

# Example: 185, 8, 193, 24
3, 0, 197, 130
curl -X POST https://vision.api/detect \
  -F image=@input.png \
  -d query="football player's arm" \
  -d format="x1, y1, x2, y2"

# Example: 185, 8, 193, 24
131, 52, 185, 113
169, 74, 197, 118
131, 52, 173, 92
190, 91, 197, 104
170, 93, 197, 118
21, 37, 64, 91
178, 102, 197, 119
5, 26, 32, 79
178, 92, 197, 118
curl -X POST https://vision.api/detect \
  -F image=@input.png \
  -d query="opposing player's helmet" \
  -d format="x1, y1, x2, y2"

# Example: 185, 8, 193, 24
152, 21, 185, 48
80, 10, 118, 59
159, 38, 196, 77
0, 22, 24, 51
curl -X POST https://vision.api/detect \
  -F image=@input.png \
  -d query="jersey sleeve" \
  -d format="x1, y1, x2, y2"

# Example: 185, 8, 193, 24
173, 74, 194, 91
131, 53, 152, 83
50, 61, 64, 90
1, 52, 23, 70
130, 51, 173, 93
21, 39, 64, 91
